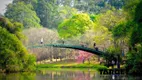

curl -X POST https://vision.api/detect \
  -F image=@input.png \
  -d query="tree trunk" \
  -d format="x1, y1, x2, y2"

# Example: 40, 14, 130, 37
88, 58, 90, 64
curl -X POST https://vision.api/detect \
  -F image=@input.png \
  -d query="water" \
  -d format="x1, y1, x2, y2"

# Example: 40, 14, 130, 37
0, 69, 141, 80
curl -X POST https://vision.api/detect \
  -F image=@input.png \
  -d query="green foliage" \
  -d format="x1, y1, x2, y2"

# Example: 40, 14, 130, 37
125, 45, 142, 74
124, 0, 140, 19
36, 0, 49, 27
129, 24, 142, 46
13, 0, 38, 7
36, 0, 59, 28
112, 21, 136, 39
4, 0, 126, 29
94, 10, 126, 31
0, 18, 36, 72
58, 13, 94, 38
89, 10, 126, 46
113, 0, 142, 74
119, 0, 142, 46
103, 46, 121, 64
92, 10, 121, 45
134, 1, 142, 22
5, 2, 41, 28
74, 0, 124, 14
130, 0, 142, 46
58, 6, 77, 20
89, 14, 97, 22
93, 23, 112, 45
35, 0, 77, 28
0, 72, 36, 80
23, 54, 36, 71
0, 27, 36, 72
0, 17, 24, 40
36, 63, 107, 70
129, 0, 142, 46
106, 0, 124, 9
112, 0, 142, 46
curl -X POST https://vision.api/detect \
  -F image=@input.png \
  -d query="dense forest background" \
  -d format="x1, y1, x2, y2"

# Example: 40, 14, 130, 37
0, 0, 142, 74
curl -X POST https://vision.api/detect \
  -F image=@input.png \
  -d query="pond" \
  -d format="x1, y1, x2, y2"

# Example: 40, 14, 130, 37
0, 69, 141, 80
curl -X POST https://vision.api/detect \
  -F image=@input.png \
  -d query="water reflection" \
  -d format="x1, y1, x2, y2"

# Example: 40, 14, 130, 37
0, 72, 36, 80
38, 70, 94, 80
0, 69, 142, 80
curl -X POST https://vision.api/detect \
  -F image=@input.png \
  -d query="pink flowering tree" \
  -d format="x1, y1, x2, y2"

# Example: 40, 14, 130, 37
76, 50, 93, 63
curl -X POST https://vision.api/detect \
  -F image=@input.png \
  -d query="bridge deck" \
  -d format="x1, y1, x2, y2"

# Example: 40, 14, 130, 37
28, 44, 106, 56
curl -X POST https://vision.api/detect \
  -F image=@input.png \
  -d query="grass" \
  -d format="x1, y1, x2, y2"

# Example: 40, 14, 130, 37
36, 59, 108, 71
37, 68, 98, 72
36, 62, 108, 71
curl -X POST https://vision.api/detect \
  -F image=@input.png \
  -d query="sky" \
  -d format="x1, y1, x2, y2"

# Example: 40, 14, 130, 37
0, 0, 13, 15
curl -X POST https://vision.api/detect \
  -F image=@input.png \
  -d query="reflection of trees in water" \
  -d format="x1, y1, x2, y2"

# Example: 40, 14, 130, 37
38, 70, 94, 80
38, 71, 140, 80
73, 71, 91, 80
0, 72, 36, 80
0, 71, 141, 80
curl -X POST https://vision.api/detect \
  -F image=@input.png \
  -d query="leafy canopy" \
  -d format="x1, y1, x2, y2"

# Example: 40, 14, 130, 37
0, 27, 36, 72
0, 17, 24, 40
5, 2, 41, 28
0, 17, 36, 72
58, 13, 94, 38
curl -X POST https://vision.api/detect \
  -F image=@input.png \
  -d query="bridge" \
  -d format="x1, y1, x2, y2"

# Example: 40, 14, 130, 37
28, 44, 122, 68
27, 44, 106, 56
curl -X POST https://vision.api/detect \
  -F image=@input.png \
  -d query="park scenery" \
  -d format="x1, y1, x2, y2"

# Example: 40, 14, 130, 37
0, 0, 142, 80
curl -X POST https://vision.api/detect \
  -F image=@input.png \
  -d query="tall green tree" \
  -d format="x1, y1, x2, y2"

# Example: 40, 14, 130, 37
58, 13, 94, 38
0, 27, 36, 72
94, 10, 126, 31
0, 17, 36, 72
91, 10, 126, 49
0, 17, 24, 40
5, 2, 41, 28
13, 0, 38, 10
74, 0, 124, 14
112, 0, 142, 74
36, 0, 59, 28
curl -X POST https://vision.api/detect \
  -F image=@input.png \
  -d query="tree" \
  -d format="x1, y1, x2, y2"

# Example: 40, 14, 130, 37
0, 17, 24, 40
91, 10, 127, 52
36, 0, 60, 28
124, 0, 140, 20
112, 0, 142, 74
77, 50, 93, 64
23, 28, 59, 62
94, 10, 126, 31
58, 13, 94, 38
113, 0, 142, 48
0, 27, 36, 72
5, 2, 41, 28
103, 46, 122, 68
0, 17, 36, 72
13, 0, 38, 6
74, 0, 124, 14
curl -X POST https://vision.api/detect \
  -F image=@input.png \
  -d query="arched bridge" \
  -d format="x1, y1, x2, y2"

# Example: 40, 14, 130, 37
28, 44, 106, 56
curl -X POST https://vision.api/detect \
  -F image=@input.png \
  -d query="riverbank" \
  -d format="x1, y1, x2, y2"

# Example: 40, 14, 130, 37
36, 63, 108, 71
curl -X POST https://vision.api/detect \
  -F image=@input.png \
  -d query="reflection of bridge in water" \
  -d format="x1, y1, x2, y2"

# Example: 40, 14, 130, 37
28, 44, 106, 56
